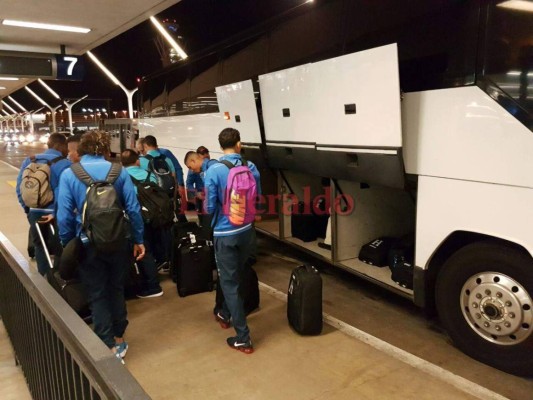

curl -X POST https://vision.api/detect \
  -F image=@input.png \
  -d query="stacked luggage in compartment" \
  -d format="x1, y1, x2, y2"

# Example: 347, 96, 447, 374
359, 234, 415, 289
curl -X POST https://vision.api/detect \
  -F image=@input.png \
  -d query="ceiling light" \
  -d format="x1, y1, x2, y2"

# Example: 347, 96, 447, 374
0, 87, 6, 90
497, 1, 533, 12
150, 16, 188, 60
8, 96, 27, 112
2, 19, 91, 33
38, 78, 61, 99
0, 77, 19, 81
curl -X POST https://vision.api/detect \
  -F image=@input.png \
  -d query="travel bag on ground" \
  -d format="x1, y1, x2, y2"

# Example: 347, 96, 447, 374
287, 265, 323, 335
171, 221, 204, 282
359, 237, 395, 267
36, 223, 91, 321
174, 234, 215, 297
215, 265, 260, 316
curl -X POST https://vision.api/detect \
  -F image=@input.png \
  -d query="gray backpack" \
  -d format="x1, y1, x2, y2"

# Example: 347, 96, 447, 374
20, 156, 64, 208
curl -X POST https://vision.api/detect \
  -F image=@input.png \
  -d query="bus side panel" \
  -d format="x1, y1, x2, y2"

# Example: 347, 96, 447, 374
402, 86, 533, 189
415, 175, 533, 270
216, 79, 262, 144
139, 114, 226, 168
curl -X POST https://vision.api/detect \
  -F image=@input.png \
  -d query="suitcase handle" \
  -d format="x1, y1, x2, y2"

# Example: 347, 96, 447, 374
34, 222, 54, 270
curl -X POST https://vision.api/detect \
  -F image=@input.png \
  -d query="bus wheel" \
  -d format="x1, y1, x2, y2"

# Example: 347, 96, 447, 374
435, 241, 533, 376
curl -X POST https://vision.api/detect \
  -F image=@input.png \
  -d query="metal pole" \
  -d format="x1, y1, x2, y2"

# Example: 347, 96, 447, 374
64, 95, 88, 133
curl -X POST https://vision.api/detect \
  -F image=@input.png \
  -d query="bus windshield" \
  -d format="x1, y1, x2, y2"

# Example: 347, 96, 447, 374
482, 1, 533, 128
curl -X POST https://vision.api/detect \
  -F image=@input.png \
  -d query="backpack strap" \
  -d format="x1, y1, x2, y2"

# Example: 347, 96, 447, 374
144, 154, 154, 161
144, 171, 153, 184
49, 155, 66, 165
71, 163, 94, 186
105, 163, 122, 184
219, 160, 235, 170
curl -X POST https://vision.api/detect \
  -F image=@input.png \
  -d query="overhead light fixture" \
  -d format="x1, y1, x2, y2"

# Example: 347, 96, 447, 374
0, 87, 6, 90
2, 19, 91, 33
38, 78, 61, 99
0, 77, 19, 81
1, 100, 17, 114
25, 86, 51, 108
7, 96, 27, 112
497, 1, 533, 12
150, 16, 188, 60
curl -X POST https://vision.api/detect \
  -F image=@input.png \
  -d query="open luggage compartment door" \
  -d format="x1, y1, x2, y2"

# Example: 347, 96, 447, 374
260, 44, 404, 188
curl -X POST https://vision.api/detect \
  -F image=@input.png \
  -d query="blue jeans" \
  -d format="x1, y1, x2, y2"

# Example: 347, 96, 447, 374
78, 243, 129, 348
27, 211, 60, 276
138, 225, 162, 294
214, 228, 253, 341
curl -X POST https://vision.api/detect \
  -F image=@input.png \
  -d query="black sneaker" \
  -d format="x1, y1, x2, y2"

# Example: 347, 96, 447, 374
214, 312, 231, 329
227, 336, 253, 354
136, 289, 164, 299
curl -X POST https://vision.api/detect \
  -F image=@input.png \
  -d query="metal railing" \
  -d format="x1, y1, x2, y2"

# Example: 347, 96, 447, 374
0, 232, 150, 400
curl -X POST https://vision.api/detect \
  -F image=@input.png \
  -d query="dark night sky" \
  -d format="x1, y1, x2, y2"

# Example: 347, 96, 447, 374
10, 0, 306, 113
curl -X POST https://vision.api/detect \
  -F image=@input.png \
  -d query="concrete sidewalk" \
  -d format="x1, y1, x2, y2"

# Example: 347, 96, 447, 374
0, 159, 498, 400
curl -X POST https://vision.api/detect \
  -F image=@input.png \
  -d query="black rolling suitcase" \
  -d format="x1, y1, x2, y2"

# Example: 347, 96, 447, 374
175, 234, 215, 297
171, 221, 204, 282
215, 266, 260, 315
287, 265, 322, 335
35, 223, 91, 321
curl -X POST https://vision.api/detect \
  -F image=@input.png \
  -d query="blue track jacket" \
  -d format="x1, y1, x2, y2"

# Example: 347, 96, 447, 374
57, 155, 144, 245
204, 153, 261, 237
16, 149, 71, 214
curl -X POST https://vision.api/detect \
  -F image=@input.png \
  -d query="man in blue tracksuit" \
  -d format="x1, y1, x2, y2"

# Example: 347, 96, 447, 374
121, 148, 163, 298
204, 128, 261, 354
139, 135, 176, 270
185, 146, 211, 226
141, 135, 187, 222
57, 131, 145, 363
16, 133, 71, 275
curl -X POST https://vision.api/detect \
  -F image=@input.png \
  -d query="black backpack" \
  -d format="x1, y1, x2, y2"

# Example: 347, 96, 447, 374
144, 154, 175, 196
71, 163, 128, 254
131, 172, 174, 228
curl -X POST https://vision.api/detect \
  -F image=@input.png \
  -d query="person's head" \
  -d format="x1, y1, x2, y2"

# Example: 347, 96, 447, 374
218, 128, 241, 153
196, 146, 210, 159
78, 130, 111, 158
66, 133, 82, 163
47, 133, 68, 156
184, 151, 204, 173
136, 138, 145, 155
121, 149, 140, 167
143, 135, 158, 151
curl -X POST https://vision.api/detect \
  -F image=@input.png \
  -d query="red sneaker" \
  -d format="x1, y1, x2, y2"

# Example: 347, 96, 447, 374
215, 312, 231, 329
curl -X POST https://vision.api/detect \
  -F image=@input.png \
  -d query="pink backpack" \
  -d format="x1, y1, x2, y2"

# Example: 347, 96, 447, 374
219, 160, 257, 226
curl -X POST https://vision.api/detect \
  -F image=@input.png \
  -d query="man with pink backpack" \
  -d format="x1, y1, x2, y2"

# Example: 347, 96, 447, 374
203, 128, 261, 354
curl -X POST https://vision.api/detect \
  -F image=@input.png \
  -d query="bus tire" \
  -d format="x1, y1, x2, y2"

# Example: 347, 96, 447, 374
435, 241, 533, 376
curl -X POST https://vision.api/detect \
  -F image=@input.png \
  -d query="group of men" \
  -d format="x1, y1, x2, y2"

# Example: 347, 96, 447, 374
15, 127, 261, 362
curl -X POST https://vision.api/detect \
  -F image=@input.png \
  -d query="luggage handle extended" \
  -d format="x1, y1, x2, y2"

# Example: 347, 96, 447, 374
34, 221, 55, 271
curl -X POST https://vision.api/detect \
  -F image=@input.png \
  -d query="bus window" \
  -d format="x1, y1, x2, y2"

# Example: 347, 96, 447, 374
482, 1, 533, 128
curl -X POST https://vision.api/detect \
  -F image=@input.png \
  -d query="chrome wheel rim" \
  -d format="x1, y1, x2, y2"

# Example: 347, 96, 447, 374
461, 272, 533, 345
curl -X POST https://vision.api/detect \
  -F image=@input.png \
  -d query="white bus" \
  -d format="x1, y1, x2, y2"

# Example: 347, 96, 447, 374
138, 0, 533, 375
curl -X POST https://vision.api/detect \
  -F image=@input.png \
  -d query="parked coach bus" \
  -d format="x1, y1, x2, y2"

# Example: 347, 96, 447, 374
138, 0, 533, 375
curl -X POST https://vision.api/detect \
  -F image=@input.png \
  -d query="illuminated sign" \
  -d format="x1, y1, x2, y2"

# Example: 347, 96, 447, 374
0, 51, 84, 81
